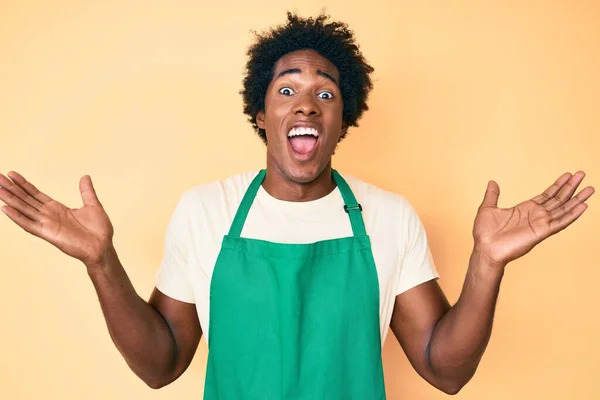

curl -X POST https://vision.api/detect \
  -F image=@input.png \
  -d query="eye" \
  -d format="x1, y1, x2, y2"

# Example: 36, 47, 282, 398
318, 91, 334, 100
279, 87, 295, 96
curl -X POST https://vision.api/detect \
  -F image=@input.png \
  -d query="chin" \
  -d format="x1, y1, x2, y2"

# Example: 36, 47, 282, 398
282, 163, 329, 185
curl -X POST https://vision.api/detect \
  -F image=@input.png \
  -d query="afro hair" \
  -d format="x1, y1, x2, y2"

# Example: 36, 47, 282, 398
241, 12, 375, 143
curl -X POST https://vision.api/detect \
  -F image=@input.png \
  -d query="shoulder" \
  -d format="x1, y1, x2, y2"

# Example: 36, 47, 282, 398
164, 171, 261, 245
179, 170, 261, 209
340, 172, 415, 216
339, 172, 425, 244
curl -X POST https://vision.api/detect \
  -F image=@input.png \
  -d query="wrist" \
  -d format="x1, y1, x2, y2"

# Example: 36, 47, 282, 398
468, 248, 506, 283
85, 243, 118, 276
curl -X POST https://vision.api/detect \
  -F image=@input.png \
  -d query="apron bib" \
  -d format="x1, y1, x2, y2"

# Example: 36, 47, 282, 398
204, 169, 386, 399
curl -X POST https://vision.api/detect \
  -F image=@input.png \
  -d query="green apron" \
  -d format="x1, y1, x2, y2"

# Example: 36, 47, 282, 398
204, 169, 386, 399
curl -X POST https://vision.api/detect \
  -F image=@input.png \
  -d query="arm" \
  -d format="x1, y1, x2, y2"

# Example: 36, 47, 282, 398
0, 171, 201, 388
391, 171, 594, 395
390, 251, 502, 395
88, 245, 201, 389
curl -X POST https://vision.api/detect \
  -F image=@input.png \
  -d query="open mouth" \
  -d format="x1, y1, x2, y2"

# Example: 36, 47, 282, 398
287, 127, 320, 158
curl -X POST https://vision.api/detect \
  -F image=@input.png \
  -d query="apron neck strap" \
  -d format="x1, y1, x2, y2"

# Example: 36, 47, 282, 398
228, 169, 367, 238
332, 169, 367, 237
228, 169, 266, 238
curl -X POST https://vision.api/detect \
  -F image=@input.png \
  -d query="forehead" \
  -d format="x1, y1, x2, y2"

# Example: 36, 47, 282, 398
272, 49, 340, 81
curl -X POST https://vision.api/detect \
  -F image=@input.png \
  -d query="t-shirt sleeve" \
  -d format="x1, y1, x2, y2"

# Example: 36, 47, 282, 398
154, 193, 195, 304
396, 201, 440, 296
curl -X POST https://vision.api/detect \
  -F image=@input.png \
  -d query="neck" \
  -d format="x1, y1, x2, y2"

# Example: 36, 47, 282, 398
262, 164, 336, 202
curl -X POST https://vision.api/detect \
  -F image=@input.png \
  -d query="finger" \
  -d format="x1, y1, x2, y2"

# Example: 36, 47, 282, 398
480, 180, 500, 208
550, 186, 595, 220
548, 202, 588, 234
0, 187, 41, 221
6, 171, 52, 205
531, 172, 572, 205
0, 173, 44, 211
80, 175, 102, 207
543, 171, 586, 212
1, 205, 41, 236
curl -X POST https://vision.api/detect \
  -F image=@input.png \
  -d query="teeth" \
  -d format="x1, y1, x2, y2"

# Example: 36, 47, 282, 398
288, 127, 319, 138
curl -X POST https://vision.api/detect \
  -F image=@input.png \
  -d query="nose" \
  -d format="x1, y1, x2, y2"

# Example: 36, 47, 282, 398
293, 93, 321, 116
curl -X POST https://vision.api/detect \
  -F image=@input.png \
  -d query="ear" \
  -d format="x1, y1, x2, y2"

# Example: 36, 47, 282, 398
256, 111, 266, 130
338, 124, 349, 142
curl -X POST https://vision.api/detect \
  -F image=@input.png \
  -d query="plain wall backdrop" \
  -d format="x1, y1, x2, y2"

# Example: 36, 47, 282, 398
1, 1, 598, 399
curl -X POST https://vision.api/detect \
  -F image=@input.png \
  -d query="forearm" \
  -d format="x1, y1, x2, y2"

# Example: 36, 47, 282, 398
428, 250, 505, 385
86, 244, 177, 388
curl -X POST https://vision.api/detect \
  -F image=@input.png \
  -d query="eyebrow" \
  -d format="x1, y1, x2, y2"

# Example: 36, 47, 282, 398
275, 68, 339, 86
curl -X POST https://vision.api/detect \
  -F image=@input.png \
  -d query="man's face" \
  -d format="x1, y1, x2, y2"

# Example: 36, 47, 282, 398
257, 49, 344, 185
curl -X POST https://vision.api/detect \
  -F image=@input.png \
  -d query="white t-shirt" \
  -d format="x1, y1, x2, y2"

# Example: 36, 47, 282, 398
155, 170, 439, 346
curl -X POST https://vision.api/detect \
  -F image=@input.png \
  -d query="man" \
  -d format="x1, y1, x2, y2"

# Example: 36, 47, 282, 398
0, 12, 594, 399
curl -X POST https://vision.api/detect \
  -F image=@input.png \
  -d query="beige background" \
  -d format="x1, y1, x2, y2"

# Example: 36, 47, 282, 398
1, 1, 598, 399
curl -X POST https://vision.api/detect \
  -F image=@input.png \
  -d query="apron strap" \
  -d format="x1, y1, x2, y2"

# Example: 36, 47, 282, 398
332, 170, 367, 237
228, 169, 266, 238
228, 169, 367, 238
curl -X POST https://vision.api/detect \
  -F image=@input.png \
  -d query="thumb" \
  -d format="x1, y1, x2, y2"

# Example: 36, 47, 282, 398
481, 180, 500, 208
79, 175, 102, 207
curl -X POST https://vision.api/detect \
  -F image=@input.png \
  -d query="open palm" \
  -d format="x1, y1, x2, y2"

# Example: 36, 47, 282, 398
0, 171, 113, 266
473, 171, 594, 267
